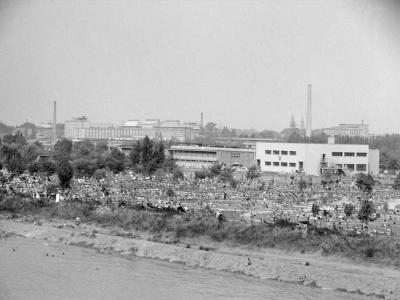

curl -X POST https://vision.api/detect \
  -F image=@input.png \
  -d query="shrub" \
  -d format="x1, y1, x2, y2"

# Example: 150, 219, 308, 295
312, 203, 320, 217
56, 160, 74, 189
343, 203, 354, 217
172, 167, 184, 181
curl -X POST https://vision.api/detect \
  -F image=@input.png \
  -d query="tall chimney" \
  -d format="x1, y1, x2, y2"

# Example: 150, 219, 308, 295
53, 101, 57, 143
306, 84, 312, 138
200, 112, 204, 128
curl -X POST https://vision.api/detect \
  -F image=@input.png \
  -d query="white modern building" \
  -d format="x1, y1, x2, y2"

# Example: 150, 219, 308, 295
256, 141, 379, 176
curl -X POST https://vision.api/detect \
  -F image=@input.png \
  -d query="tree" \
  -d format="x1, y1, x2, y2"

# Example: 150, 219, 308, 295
0, 144, 26, 174
130, 141, 142, 166
172, 167, 184, 181
2, 132, 26, 145
344, 203, 354, 218
41, 160, 56, 176
20, 144, 40, 163
54, 139, 73, 162
28, 161, 41, 174
358, 200, 376, 223
72, 139, 95, 158
247, 166, 260, 180
95, 140, 108, 154
299, 177, 307, 191
72, 158, 97, 177
105, 148, 125, 173
356, 173, 375, 193
312, 203, 320, 217
141, 136, 153, 165
209, 163, 222, 177
56, 160, 74, 189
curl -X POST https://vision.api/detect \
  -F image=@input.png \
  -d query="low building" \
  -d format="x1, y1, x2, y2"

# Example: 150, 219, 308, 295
169, 145, 255, 169
255, 141, 379, 176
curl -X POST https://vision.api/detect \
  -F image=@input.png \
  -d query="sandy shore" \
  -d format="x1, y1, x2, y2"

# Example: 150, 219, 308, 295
1, 216, 399, 299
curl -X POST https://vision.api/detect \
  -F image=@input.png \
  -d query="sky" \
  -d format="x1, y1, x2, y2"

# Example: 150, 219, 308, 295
0, 0, 400, 134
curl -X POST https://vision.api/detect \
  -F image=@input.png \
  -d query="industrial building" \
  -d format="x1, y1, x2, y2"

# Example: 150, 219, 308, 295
169, 145, 255, 169
64, 117, 200, 142
255, 140, 379, 176
324, 122, 369, 138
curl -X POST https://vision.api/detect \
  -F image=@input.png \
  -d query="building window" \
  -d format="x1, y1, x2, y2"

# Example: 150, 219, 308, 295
273, 150, 280, 155
281, 162, 287, 167
356, 164, 367, 171
332, 152, 343, 157
265, 150, 271, 155
231, 152, 240, 158
345, 164, 355, 171
265, 161, 271, 166
281, 151, 288, 155
289, 162, 296, 167
289, 151, 296, 155
356, 152, 367, 157
336, 164, 342, 168
344, 152, 355, 157
273, 162, 279, 166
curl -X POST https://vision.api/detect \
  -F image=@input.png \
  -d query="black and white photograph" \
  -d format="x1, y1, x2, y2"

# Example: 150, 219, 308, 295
1, 0, 400, 299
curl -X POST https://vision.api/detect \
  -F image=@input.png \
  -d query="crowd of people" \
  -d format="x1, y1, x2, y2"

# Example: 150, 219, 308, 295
1, 169, 400, 237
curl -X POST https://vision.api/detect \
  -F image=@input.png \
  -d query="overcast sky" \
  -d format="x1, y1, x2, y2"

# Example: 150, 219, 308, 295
0, 0, 399, 133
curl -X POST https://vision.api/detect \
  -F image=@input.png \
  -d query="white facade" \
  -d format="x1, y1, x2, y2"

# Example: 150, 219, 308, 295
324, 123, 369, 137
256, 142, 379, 176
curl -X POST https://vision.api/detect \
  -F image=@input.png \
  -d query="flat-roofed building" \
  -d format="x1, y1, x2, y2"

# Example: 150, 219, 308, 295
64, 117, 199, 142
324, 122, 369, 137
169, 145, 255, 169
256, 141, 379, 176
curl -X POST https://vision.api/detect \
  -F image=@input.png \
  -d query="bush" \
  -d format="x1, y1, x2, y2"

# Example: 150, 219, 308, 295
172, 167, 184, 181
356, 173, 375, 193
344, 203, 354, 217
312, 203, 320, 217
247, 166, 260, 180
56, 160, 74, 189
358, 199, 376, 223
194, 168, 211, 179
93, 169, 107, 181
28, 162, 41, 174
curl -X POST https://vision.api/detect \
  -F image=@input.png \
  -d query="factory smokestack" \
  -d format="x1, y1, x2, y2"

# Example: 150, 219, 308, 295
200, 112, 204, 128
306, 84, 312, 138
53, 101, 57, 143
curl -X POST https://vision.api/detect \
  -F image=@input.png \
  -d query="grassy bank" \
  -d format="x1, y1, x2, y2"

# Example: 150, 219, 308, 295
2, 195, 400, 267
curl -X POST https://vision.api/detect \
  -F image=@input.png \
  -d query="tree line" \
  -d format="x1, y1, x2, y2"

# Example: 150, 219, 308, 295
0, 134, 181, 189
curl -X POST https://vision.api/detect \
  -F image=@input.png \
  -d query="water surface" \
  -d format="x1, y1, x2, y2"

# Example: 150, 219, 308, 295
0, 237, 377, 300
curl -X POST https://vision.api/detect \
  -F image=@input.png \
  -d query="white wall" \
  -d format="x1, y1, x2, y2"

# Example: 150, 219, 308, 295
256, 142, 372, 176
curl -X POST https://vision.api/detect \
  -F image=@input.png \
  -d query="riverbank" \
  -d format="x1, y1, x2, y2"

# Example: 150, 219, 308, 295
1, 215, 399, 299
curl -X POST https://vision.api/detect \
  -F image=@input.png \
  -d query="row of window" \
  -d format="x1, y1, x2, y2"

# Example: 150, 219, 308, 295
231, 152, 241, 158
337, 164, 367, 171
332, 152, 367, 157
265, 161, 297, 167
265, 150, 297, 155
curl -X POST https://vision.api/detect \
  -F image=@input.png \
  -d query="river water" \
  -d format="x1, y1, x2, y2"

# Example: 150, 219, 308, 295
0, 237, 377, 300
